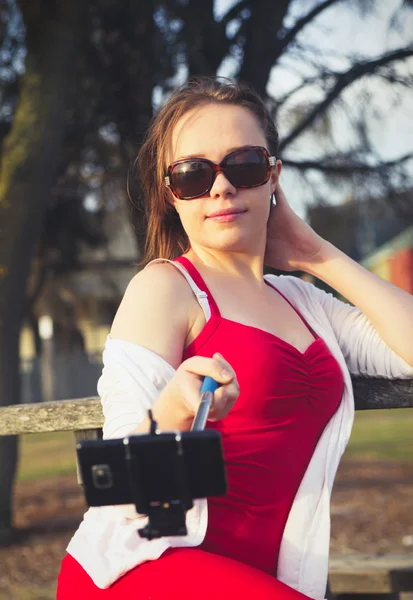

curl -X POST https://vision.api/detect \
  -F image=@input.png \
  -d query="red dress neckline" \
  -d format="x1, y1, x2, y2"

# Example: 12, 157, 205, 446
175, 255, 319, 357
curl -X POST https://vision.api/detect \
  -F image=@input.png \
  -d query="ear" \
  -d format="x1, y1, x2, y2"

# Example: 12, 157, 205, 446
165, 188, 178, 212
270, 159, 282, 194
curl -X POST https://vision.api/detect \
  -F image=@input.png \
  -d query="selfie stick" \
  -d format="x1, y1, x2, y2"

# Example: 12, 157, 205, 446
191, 376, 220, 431
136, 376, 221, 540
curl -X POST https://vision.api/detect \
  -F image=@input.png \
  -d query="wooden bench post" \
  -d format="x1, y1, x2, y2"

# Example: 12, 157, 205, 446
74, 428, 102, 485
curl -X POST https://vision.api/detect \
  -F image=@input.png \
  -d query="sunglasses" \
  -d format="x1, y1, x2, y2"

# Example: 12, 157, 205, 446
165, 146, 276, 200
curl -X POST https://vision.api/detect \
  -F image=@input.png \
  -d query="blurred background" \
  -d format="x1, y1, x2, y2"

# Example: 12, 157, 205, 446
0, 0, 412, 598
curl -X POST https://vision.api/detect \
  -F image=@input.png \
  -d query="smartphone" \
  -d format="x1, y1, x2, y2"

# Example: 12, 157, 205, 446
77, 437, 131, 506
76, 429, 227, 510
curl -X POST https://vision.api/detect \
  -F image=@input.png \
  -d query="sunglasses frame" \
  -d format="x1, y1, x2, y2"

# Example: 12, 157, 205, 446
164, 145, 276, 200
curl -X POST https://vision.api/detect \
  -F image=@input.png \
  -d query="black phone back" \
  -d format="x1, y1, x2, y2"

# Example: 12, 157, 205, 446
77, 429, 227, 509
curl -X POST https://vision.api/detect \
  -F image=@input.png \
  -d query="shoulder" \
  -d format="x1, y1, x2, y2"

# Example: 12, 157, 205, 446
116, 260, 198, 326
265, 273, 322, 303
266, 274, 357, 332
110, 260, 199, 367
126, 260, 195, 301
265, 273, 342, 323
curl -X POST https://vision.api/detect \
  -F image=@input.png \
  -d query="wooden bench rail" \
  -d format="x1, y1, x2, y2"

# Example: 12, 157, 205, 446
329, 553, 413, 595
0, 397, 102, 436
355, 377, 413, 410
0, 376, 412, 437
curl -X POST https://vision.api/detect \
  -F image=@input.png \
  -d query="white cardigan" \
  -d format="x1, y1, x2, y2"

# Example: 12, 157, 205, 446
66, 272, 413, 598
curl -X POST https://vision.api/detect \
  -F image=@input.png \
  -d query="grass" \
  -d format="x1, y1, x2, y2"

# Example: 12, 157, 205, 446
17, 431, 77, 482
16, 408, 413, 484
0, 583, 56, 600
344, 407, 413, 461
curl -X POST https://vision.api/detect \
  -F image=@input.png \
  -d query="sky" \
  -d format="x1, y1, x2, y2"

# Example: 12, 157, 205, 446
215, 0, 413, 215
274, 0, 413, 158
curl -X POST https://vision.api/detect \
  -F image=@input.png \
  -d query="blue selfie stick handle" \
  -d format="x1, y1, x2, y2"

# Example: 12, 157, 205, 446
191, 377, 220, 431
200, 376, 220, 395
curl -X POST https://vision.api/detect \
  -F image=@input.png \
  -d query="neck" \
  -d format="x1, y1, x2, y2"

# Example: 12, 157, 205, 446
185, 245, 265, 285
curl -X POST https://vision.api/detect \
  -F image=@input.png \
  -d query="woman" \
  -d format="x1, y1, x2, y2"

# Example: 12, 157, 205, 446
57, 77, 413, 600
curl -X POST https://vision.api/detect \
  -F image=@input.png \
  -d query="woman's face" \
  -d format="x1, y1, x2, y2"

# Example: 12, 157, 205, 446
168, 103, 282, 256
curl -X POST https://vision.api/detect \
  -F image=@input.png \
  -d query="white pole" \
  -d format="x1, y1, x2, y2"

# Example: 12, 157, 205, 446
38, 315, 54, 403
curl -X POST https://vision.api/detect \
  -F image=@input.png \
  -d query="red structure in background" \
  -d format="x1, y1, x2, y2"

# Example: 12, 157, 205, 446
390, 248, 413, 294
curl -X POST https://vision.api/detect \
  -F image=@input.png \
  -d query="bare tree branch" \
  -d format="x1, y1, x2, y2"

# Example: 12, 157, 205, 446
276, 0, 342, 55
282, 152, 413, 173
279, 45, 413, 152
274, 73, 325, 107
221, 0, 249, 28
236, 0, 355, 96
376, 70, 413, 87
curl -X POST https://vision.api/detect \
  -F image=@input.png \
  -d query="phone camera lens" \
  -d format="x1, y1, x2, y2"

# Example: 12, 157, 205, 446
92, 464, 113, 489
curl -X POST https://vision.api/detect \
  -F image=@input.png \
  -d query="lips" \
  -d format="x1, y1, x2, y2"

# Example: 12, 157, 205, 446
207, 208, 247, 218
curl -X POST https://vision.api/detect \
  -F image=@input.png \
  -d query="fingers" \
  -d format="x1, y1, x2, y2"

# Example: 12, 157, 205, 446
274, 182, 287, 205
208, 377, 239, 421
177, 353, 239, 421
180, 353, 235, 386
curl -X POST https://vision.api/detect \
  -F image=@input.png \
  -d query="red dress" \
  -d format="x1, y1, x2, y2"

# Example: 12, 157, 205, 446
57, 257, 344, 599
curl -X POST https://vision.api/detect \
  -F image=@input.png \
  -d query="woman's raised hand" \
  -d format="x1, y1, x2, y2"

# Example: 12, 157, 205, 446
264, 184, 327, 273
156, 353, 240, 430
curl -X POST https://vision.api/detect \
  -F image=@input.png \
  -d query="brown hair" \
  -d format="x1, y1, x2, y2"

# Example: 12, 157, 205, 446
136, 76, 279, 264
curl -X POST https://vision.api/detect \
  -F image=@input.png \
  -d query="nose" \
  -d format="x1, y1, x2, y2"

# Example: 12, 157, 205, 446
209, 171, 236, 199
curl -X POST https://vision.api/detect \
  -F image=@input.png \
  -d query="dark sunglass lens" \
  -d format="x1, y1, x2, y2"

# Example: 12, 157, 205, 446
171, 161, 212, 199
224, 148, 269, 188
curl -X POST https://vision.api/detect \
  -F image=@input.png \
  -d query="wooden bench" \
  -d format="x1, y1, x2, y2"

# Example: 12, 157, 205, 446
0, 375, 412, 599
329, 554, 413, 599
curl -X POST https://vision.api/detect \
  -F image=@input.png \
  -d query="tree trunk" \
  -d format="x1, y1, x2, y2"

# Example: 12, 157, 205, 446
238, 0, 290, 97
0, 0, 85, 542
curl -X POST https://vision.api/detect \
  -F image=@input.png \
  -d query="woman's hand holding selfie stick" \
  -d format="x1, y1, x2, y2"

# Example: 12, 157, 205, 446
133, 353, 240, 435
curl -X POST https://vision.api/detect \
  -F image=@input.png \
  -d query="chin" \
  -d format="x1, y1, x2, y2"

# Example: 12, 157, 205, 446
204, 231, 252, 253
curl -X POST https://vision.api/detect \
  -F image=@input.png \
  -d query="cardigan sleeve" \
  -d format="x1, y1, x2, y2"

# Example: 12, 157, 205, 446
66, 337, 207, 589
97, 336, 176, 439
309, 283, 413, 378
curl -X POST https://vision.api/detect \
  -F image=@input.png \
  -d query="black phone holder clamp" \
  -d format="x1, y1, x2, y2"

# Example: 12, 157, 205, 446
130, 378, 220, 540
133, 411, 193, 540
76, 377, 226, 541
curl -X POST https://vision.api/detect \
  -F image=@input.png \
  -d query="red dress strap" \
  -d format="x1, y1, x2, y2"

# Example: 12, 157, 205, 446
264, 277, 319, 339
175, 256, 221, 320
